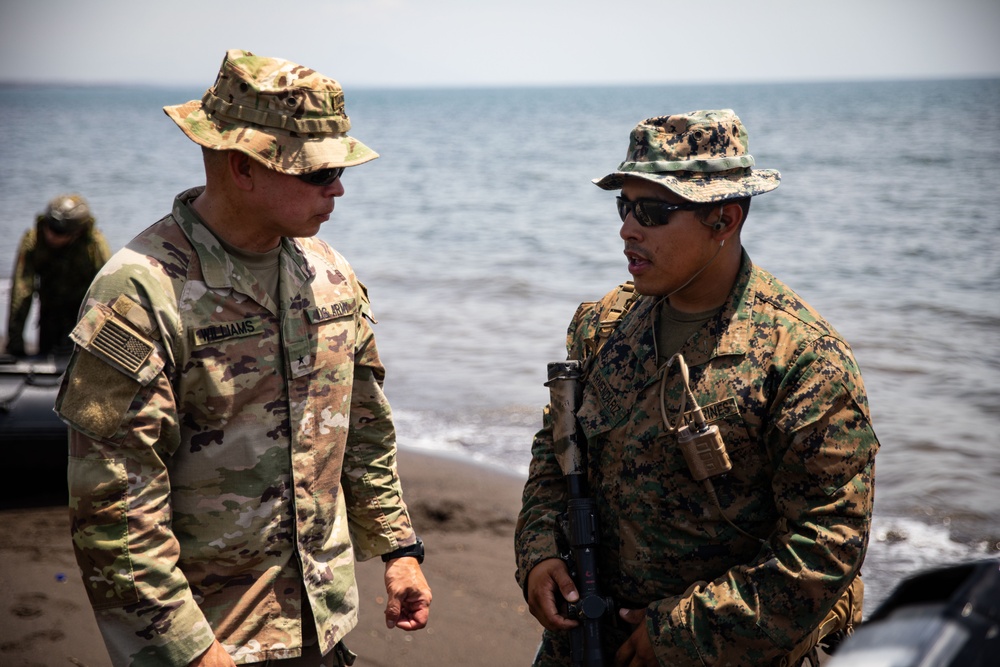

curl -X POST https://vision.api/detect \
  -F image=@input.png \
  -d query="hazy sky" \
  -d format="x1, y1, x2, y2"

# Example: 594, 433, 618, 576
1, 0, 998, 89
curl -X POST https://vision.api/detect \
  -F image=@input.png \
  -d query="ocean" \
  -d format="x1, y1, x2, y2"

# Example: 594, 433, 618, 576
1, 78, 998, 611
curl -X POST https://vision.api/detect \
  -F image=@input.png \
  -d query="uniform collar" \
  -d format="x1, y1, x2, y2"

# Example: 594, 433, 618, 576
613, 250, 757, 379
679, 250, 756, 367
172, 187, 317, 302
578, 252, 760, 437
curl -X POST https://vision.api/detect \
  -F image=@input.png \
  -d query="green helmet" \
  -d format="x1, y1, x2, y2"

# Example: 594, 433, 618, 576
42, 193, 94, 235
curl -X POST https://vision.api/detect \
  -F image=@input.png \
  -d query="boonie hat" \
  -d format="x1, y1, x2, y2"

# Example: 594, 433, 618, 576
42, 193, 93, 235
164, 49, 377, 175
594, 109, 779, 203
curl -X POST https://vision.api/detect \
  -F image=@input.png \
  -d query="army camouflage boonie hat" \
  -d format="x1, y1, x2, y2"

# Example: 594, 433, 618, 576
164, 49, 377, 175
593, 109, 779, 203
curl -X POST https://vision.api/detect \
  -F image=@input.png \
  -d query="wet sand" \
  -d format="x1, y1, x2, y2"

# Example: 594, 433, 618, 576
0, 449, 542, 667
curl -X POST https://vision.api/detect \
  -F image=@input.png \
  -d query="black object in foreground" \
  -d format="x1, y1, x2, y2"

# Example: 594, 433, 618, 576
827, 558, 1000, 667
0, 354, 70, 508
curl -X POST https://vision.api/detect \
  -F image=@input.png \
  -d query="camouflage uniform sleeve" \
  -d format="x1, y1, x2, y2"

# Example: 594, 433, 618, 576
58, 293, 216, 666
514, 405, 567, 593
341, 285, 416, 561
514, 298, 601, 593
645, 335, 879, 665
90, 229, 113, 267
5, 229, 37, 356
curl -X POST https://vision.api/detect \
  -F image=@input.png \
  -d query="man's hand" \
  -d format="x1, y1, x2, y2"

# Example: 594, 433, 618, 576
189, 639, 236, 667
383, 557, 432, 630
525, 557, 580, 631
615, 608, 657, 667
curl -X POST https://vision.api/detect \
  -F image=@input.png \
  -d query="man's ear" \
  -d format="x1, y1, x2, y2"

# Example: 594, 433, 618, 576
228, 151, 255, 191
713, 201, 744, 241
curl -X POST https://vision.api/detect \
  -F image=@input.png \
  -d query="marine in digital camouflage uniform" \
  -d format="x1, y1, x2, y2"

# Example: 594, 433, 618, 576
56, 50, 431, 667
5, 193, 110, 356
515, 110, 878, 666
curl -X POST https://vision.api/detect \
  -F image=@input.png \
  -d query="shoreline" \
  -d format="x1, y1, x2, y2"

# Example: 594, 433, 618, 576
1, 438, 994, 666
0, 448, 542, 666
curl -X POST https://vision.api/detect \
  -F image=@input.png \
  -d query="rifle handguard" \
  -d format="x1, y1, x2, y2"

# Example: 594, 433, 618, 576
547, 359, 613, 666
546, 361, 585, 477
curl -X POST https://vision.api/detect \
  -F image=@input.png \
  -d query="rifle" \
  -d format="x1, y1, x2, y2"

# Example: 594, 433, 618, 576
546, 360, 614, 666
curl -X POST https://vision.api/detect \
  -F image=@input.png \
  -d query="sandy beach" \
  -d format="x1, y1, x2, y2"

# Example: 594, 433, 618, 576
0, 449, 543, 667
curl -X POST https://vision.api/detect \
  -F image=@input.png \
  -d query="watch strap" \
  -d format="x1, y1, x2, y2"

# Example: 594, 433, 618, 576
380, 536, 424, 564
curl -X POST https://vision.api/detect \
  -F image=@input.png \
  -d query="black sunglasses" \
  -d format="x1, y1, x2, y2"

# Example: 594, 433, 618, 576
616, 196, 708, 227
297, 167, 345, 187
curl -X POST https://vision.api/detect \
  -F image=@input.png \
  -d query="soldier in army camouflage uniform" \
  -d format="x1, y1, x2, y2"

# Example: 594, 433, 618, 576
56, 50, 431, 667
5, 193, 110, 357
515, 110, 878, 666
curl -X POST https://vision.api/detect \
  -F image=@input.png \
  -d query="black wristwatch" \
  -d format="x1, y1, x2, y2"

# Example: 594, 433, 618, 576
381, 537, 424, 564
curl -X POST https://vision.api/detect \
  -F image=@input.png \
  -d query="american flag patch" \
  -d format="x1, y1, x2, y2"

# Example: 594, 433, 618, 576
90, 316, 154, 374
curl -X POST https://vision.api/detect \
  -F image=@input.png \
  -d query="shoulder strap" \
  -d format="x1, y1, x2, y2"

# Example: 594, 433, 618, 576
590, 281, 638, 357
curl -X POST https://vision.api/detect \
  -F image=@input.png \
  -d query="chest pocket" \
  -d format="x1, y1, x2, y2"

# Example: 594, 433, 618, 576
691, 393, 773, 515
691, 395, 756, 460
185, 306, 275, 427
286, 297, 357, 379
577, 367, 633, 440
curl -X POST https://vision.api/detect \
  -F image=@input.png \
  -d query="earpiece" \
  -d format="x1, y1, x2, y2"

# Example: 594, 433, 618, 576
708, 205, 726, 232
700, 218, 726, 232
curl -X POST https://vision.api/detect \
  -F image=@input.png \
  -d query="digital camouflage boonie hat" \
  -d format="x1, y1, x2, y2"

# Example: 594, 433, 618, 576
593, 109, 779, 203
164, 49, 377, 174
